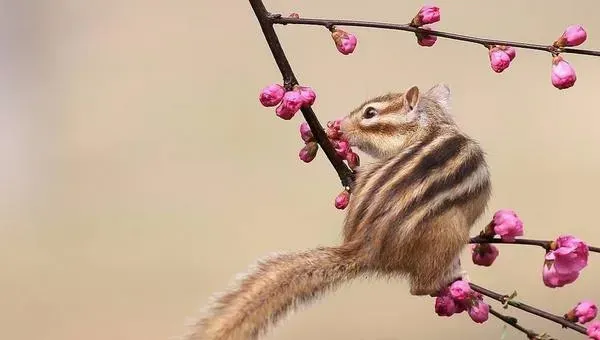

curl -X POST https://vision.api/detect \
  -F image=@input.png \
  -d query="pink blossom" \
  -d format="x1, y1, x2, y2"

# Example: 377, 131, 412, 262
542, 252, 580, 288
299, 142, 318, 163
587, 321, 600, 340
488, 47, 512, 73
331, 29, 357, 55
415, 5, 440, 26
297, 86, 316, 107
259, 84, 285, 107
334, 140, 350, 158
334, 190, 350, 210
551, 56, 577, 90
471, 244, 499, 267
434, 294, 456, 317
288, 13, 300, 19
468, 300, 490, 323
492, 209, 524, 241
326, 119, 343, 139
346, 151, 360, 169
573, 300, 598, 324
416, 26, 437, 47
299, 122, 314, 142
504, 46, 517, 61
553, 235, 589, 275
275, 90, 304, 120
556, 25, 587, 47
449, 280, 472, 302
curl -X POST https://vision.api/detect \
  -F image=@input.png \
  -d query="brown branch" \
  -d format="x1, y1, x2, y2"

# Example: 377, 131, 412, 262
470, 235, 600, 253
470, 283, 587, 335
489, 306, 551, 339
272, 16, 600, 57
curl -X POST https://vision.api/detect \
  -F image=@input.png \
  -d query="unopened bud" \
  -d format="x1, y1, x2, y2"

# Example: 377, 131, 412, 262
299, 122, 314, 142
334, 190, 350, 210
331, 29, 357, 55
299, 141, 318, 163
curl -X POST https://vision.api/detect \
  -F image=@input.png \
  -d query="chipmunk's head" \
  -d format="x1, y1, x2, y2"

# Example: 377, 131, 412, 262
339, 83, 454, 159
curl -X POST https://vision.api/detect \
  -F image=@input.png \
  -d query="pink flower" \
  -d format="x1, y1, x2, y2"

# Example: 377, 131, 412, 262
259, 84, 285, 107
555, 25, 587, 47
275, 90, 304, 120
573, 300, 598, 324
297, 86, 316, 107
334, 140, 350, 158
288, 12, 300, 19
551, 56, 577, 90
468, 300, 490, 323
449, 280, 472, 302
334, 190, 350, 210
416, 26, 437, 47
299, 122, 314, 142
587, 320, 600, 339
435, 294, 457, 317
326, 119, 343, 139
488, 47, 512, 73
491, 209, 523, 241
414, 5, 441, 26
471, 244, 499, 267
299, 142, 318, 163
553, 235, 589, 275
542, 252, 580, 288
346, 151, 360, 169
331, 29, 357, 55
504, 46, 517, 61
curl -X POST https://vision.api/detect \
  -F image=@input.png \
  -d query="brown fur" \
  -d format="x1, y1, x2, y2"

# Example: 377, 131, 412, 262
186, 84, 491, 340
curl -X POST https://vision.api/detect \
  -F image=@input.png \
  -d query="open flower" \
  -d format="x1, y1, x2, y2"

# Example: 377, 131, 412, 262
552, 235, 589, 275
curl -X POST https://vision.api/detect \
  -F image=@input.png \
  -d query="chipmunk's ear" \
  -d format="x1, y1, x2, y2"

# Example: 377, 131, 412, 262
425, 83, 451, 111
402, 86, 421, 111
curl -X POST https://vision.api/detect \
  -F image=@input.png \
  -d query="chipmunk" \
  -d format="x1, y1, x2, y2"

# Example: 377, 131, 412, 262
186, 83, 491, 340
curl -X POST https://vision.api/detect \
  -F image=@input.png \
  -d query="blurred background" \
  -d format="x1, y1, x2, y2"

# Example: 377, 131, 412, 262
1, 0, 600, 339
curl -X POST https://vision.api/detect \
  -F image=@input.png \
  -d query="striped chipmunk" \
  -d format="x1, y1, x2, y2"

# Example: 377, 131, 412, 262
187, 83, 492, 340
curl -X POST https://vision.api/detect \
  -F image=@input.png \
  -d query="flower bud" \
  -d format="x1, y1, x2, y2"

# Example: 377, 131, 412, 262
412, 5, 441, 26
276, 90, 304, 120
471, 243, 499, 267
434, 294, 457, 317
415, 26, 437, 47
299, 141, 318, 163
503, 46, 516, 61
334, 190, 350, 210
468, 301, 490, 323
259, 84, 285, 107
542, 252, 580, 288
449, 280, 472, 302
551, 56, 577, 90
488, 46, 512, 73
566, 300, 598, 324
587, 321, 600, 340
554, 24, 587, 48
334, 140, 350, 158
297, 86, 316, 107
552, 235, 589, 275
288, 12, 300, 19
491, 209, 523, 241
299, 122, 314, 142
346, 151, 360, 170
331, 29, 357, 55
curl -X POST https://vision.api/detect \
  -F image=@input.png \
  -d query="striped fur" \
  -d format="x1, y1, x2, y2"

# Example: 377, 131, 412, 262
186, 84, 491, 339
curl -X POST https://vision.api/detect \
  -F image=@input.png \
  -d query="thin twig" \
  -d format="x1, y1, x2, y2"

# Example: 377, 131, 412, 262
469, 236, 600, 253
489, 306, 548, 339
272, 16, 600, 57
470, 283, 587, 335
249, 0, 355, 189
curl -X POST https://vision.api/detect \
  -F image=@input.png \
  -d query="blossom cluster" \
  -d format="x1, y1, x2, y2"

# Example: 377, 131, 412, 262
258, 83, 316, 120
435, 280, 490, 323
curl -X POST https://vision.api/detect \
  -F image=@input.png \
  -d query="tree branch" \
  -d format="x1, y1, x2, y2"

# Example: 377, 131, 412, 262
489, 306, 550, 339
470, 235, 600, 253
272, 15, 600, 57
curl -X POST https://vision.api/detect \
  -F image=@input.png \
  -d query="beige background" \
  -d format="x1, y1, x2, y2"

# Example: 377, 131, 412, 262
1, 0, 600, 339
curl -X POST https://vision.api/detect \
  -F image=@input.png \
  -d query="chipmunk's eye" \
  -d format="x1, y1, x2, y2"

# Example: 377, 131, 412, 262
363, 107, 378, 119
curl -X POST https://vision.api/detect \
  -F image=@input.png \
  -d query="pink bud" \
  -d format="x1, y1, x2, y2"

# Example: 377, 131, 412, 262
334, 190, 350, 210
259, 84, 285, 107
471, 244, 499, 267
488, 47, 512, 73
331, 29, 357, 55
434, 294, 457, 317
504, 46, 517, 61
414, 5, 441, 26
573, 300, 598, 324
551, 56, 577, 90
492, 209, 524, 241
542, 252, 580, 288
553, 235, 589, 275
334, 140, 350, 158
288, 13, 300, 19
299, 122, 314, 142
468, 301, 490, 323
556, 25, 587, 47
416, 26, 437, 47
297, 86, 316, 107
276, 90, 304, 120
449, 280, 472, 302
587, 321, 600, 340
299, 142, 318, 163
346, 151, 360, 169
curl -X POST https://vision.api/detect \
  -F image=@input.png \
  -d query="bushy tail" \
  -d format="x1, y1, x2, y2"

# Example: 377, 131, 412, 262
185, 243, 364, 340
